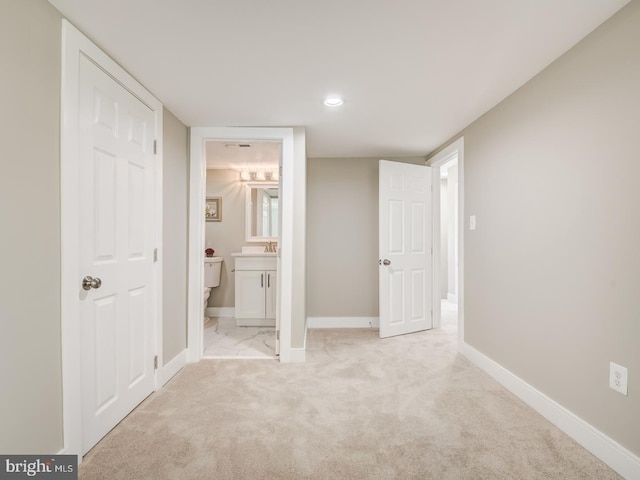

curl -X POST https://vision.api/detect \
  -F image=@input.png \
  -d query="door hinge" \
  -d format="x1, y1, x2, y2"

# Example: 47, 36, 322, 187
153, 140, 158, 155
154, 355, 158, 370
154, 248, 158, 262
276, 330, 280, 341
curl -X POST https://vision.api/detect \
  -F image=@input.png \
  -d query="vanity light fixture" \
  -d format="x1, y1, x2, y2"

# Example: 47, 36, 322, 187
324, 96, 344, 107
239, 170, 278, 182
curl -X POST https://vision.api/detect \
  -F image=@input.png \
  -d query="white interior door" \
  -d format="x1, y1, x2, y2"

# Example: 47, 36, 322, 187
379, 160, 433, 338
79, 56, 156, 454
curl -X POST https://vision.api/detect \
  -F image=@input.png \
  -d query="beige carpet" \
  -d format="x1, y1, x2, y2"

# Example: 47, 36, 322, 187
79, 325, 620, 479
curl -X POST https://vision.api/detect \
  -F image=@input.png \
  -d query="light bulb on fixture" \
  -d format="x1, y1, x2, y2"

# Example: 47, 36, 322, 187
239, 170, 277, 182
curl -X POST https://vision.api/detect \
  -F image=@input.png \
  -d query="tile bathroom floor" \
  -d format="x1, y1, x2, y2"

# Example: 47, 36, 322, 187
202, 317, 277, 359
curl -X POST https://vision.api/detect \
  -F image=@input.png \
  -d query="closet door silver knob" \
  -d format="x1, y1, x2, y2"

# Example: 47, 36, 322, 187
82, 276, 102, 291
382, 259, 391, 266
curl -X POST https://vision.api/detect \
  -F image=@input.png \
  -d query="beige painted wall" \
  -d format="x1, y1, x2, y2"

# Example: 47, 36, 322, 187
0, 0, 63, 453
205, 169, 248, 308
162, 109, 189, 364
444, 1, 640, 456
306, 156, 426, 319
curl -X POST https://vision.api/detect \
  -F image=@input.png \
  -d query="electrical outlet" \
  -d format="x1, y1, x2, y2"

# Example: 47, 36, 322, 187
609, 362, 628, 396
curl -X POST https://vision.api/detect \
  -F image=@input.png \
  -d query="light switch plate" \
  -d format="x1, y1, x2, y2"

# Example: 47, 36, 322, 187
470, 215, 476, 230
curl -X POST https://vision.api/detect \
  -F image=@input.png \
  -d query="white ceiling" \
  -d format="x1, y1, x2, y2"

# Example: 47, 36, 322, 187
49, 0, 629, 158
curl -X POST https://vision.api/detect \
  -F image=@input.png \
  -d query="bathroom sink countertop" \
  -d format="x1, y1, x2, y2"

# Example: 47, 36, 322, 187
231, 252, 277, 257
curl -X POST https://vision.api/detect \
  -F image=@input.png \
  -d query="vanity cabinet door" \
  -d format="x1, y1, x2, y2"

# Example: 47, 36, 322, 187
265, 269, 277, 319
235, 270, 266, 318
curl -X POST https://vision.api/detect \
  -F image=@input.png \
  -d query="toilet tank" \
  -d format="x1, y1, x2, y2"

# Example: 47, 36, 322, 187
204, 256, 223, 287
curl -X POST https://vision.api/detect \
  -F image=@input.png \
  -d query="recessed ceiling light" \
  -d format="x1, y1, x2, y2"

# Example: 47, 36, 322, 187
324, 97, 343, 107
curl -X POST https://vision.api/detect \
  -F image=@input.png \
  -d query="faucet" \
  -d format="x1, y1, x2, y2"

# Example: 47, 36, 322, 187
265, 241, 272, 253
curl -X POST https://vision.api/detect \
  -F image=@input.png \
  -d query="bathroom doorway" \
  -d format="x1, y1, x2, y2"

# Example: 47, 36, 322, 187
438, 155, 459, 334
427, 137, 464, 343
189, 126, 306, 364
202, 140, 281, 359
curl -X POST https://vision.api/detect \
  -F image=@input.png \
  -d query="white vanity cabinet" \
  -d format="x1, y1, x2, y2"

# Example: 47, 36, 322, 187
232, 253, 277, 326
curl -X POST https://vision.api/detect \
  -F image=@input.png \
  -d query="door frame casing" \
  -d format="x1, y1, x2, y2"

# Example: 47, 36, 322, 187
427, 137, 464, 344
188, 127, 298, 363
60, 20, 163, 459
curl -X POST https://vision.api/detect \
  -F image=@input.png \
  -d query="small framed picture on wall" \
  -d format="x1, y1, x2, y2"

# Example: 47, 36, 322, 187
205, 196, 222, 222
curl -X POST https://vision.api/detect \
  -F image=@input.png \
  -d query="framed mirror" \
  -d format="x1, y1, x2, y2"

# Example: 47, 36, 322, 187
245, 182, 279, 242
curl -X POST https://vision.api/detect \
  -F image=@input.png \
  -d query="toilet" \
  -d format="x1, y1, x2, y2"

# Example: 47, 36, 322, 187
203, 256, 223, 319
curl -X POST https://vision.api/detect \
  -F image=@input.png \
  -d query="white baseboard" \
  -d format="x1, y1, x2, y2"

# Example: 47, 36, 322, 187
58, 447, 80, 466
158, 349, 188, 387
288, 347, 306, 363
206, 307, 235, 317
280, 318, 307, 364
459, 342, 640, 480
307, 317, 380, 328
